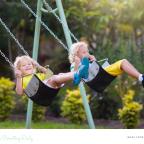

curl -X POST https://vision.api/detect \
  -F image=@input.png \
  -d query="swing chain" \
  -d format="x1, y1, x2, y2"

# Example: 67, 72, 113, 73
98, 58, 108, 63
0, 18, 29, 56
43, 0, 78, 42
0, 49, 14, 68
21, 0, 69, 51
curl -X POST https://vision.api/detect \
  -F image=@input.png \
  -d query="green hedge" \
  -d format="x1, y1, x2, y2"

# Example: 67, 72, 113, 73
0, 77, 15, 121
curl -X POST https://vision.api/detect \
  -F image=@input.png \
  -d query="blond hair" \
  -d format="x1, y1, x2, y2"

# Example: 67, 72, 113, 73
14, 55, 40, 70
68, 41, 88, 64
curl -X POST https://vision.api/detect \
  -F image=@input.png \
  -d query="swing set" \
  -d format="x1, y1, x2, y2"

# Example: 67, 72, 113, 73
0, 0, 115, 129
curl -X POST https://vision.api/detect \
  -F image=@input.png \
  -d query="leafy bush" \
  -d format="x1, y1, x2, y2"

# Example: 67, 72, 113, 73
48, 95, 62, 117
0, 77, 15, 121
32, 103, 46, 122
48, 86, 69, 117
21, 96, 46, 122
90, 92, 120, 120
118, 90, 143, 128
61, 89, 90, 124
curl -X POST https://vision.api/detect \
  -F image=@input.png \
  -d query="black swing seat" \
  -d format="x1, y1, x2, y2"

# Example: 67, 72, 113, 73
24, 74, 60, 106
84, 61, 116, 93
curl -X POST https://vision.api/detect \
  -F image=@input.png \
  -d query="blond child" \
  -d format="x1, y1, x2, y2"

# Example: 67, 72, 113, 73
14, 55, 89, 96
68, 41, 144, 90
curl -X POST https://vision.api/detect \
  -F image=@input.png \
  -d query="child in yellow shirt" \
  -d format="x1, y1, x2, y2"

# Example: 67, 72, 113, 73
14, 55, 89, 96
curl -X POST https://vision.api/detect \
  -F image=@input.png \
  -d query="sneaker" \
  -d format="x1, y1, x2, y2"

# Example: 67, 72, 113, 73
73, 57, 89, 85
142, 75, 144, 87
73, 65, 87, 85
80, 57, 89, 79
81, 57, 89, 68
73, 72, 81, 85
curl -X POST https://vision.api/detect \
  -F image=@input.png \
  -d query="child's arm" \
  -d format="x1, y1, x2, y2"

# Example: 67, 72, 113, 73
34, 61, 47, 73
15, 69, 24, 95
88, 54, 96, 62
37, 65, 47, 73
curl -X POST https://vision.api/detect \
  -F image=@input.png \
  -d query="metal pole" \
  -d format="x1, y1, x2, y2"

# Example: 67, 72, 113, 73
79, 82, 95, 128
55, 0, 72, 48
55, 0, 95, 129
25, 0, 43, 128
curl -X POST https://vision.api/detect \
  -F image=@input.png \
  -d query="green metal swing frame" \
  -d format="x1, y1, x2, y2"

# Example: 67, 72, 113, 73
26, 0, 95, 129
0, 0, 95, 129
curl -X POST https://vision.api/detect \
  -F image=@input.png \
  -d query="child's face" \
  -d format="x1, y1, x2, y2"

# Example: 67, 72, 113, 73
77, 45, 89, 59
19, 59, 35, 76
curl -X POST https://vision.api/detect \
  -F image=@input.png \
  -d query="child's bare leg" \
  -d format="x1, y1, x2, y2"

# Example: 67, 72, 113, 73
46, 72, 75, 88
46, 57, 89, 87
121, 59, 141, 79
53, 72, 75, 84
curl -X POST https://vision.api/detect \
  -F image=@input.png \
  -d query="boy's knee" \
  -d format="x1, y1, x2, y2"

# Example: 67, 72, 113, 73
121, 59, 128, 64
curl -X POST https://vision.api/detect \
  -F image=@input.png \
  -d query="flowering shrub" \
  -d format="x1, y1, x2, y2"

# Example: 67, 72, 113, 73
0, 77, 15, 121
61, 89, 90, 124
118, 90, 143, 128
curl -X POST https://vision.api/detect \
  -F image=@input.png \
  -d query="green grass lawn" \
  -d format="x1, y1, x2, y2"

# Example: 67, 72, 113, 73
1, 119, 144, 129
0, 120, 90, 129
0, 120, 110, 129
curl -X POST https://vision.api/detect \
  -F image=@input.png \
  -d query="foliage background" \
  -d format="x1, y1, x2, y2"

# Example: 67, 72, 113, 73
0, 0, 144, 123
